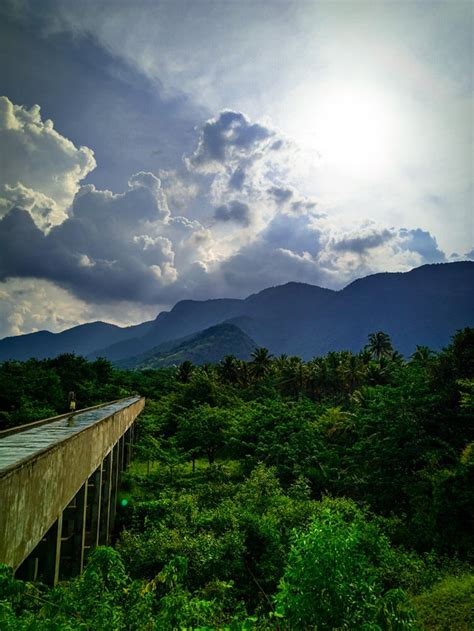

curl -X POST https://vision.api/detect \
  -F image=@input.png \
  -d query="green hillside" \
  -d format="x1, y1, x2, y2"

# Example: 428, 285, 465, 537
121, 323, 256, 369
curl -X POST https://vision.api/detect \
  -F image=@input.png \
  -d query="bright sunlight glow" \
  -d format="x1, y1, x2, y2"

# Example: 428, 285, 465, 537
289, 82, 400, 179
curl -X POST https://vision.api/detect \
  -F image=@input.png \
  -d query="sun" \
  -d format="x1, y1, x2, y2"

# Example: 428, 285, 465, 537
290, 82, 399, 179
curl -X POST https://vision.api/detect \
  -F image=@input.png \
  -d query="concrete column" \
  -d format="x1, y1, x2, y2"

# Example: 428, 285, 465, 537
15, 552, 38, 582
70, 482, 88, 575
59, 482, 88, 579
40, 514, 63, 585
109, 442, 120, 534
99, 450, 113, 545
129, 423, 135, 462
86, 465, 103, 550
125, 426, 133, 467
15, 514, 63, 585
119, 435, 126, 474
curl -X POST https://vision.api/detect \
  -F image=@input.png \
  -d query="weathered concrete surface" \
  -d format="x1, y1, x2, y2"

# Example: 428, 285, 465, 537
0, 397, 144, 569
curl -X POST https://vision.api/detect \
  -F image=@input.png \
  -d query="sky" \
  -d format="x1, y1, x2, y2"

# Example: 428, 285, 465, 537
0, 0, 472, 338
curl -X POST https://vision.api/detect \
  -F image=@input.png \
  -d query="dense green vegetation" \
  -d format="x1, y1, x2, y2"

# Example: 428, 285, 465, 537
0, 329, 473, 629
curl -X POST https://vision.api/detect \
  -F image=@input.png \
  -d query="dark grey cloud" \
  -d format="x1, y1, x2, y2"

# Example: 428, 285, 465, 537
219, 240, 327, 295
214, 200, 250, 226
228, 167, 246, 190
291, 200, 318, 213
270, 139, 284, 151
268, 186, 293, 204
332, 229, 394, 254
188, 110, 273, 170
397, 228, 446, 263
263, 213, 322, 255
0, 173, 179, 303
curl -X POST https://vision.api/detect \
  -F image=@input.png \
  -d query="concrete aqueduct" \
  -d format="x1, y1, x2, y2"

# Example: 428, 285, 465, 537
0, 397, 144, 584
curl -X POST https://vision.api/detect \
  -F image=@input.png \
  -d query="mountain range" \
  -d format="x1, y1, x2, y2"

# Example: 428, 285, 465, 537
1, 262, 473, 366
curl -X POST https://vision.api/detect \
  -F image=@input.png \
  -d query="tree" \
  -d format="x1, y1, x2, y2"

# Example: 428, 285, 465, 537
176, 360, 194, 384
411, 345, 434, 366
275, 501, 415, 629
177, 404, 233, 465
338, 353, 366, 394
278, 357, 305, 397
366, 331, 394, 362
217, 355, 240, 385
250, 347, 273, 381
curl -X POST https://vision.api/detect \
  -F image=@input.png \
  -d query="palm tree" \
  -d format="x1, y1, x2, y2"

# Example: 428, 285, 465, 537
324, 351, 344, 394
176, 360, 194, 383
200, 363, 216, 378
305, 357, 327, 400
237, 360, 251, 388
339, 353, 366, 393
366, 358, 390, 385
218, 355, 240, 384
358, 348, 373, 365
411, 345, 434, 365
250, 347, 273, 380
274, 353, 289, 371
366, 331, 394, 362
278, 357, 305, 397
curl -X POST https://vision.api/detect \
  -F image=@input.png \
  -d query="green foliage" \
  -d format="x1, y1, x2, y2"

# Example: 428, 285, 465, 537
275, 500, 416, 629
1, 329, 473, 628
0, 355, 176, 430
0, 549, 155, 630
411, 574, 474, 630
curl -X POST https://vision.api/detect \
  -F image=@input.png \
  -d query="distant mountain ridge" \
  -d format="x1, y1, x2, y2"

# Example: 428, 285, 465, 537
1, 262, 473, 364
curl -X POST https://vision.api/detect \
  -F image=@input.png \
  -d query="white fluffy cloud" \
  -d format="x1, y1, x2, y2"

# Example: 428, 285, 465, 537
0, 96, 96, 230
0, 278, 159, 339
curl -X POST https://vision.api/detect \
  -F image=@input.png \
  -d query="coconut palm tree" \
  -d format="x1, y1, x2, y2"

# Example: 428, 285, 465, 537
339, 353, 366, 393
411, 345, 434, 365
237, 360, 251, 388
366, 331, 394, 362
218, 355, 240, 384
176, 360, 194, 383
278, 356, 305, 397
250, 347, 273, 380
274, 353, 289, 371
305, 357, 327, 400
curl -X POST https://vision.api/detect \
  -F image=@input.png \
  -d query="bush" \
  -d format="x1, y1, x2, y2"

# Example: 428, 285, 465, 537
275, 499, 416, 629
412, 574, 474, 630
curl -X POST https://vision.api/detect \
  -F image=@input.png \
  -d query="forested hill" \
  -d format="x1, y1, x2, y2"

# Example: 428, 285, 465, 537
0, 261, 473, 362
118, 323, 257, 369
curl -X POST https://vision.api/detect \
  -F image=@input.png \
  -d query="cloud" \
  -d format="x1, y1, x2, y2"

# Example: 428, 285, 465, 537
0, 96, 96, 229
214, 200, 250, 226
0, 183, 61, 232
228, 167, 246, 190
263, 213, 323, 256
268, 186, 293, 204
183, 109, 304, 251
397, 228, 446, 263
332, 229, 394, 254
218, 241, 327, 295
0, 277, 159, 339
158, 169, 199, 210
0, 173, 183, 303
187, 110, 273, 173
0, 101, 452, 335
